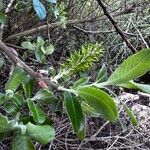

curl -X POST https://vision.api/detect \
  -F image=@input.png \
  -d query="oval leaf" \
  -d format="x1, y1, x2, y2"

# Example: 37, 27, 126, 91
12, 135, 35, 150
21, 41, 35, 51
22, 77, 34, 98
35, 50, 46, 63
27, 100, 46, 124
5, 66, 27, 92
107, 49, 150, 84
81, 101, 100, 117
26, 122, 55, 145
32, 88, 54, 103
4, 101, 18, 114
37, 36, 45, 47
76, 86, 118, 122
44, 45, 55, 55
0, 114, 12, 133
119, 81, 150, 94
64, 92, 85, 140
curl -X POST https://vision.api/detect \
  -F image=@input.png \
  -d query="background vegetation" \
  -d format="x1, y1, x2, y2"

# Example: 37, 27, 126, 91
0, 0, 150, 149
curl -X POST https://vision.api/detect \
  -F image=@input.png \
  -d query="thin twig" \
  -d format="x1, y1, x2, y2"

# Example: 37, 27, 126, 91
96, 0, 137, 53
131, 21, 149, 48
73, 25, 138, 37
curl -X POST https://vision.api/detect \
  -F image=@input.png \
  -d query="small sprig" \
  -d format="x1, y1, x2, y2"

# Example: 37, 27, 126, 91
52, 43, 104, 82
62, 43, 104, 74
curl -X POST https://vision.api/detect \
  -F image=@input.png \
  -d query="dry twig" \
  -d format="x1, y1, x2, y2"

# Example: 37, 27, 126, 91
96, 0, 137, 53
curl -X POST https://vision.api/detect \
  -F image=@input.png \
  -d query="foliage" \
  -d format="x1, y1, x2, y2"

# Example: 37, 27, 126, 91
21, 37, 55, 63
0, 0, 150, 149
107, 49, 150, 84
1, 46, 150, 149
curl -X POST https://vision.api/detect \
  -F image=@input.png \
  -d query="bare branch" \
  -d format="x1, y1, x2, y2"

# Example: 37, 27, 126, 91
73, 25, 138, 37
131, 21, 149, 48
96, 0, 137, 53
4, 18, 98, 42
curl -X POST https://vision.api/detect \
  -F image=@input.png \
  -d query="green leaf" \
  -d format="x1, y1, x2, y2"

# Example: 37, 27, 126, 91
27, 100, 46, 124
76, 86, 118, 122
32, 89, 54, 103
96, 64, 107, 82
12, 93, 24, 107
22, 77, 34, 98
26, 122, 55, 145
119, 81, 150, 94
0, 12, 6, 24
0, 57, 4, 68
5, 66, 27, 92
21, 42, 35, 51
37, 37, 45, 47
4, 101, 18, 114
72, 77, 89, 89
0, 114, 12, 133
107, 49, 150, 84
64, 92, 85, 140
4, 93, 23, 114
44, 44, 55, 55
122, 103, 138, 126
77, 127, 85, 141
81, 101, 100, 117
35, 50, 46, 63
0, 93, 5, 105
12, 135, 35, 150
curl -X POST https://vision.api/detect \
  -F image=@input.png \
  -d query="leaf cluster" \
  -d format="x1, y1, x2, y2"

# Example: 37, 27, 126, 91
21, 37, 55, 63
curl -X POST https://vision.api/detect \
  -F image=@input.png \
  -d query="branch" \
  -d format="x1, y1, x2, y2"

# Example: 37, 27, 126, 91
0, 40, 59, 89
96, 0, 137, 53
73, 25, 138, 37
4, 4, 140, 42
131, 21, 149, 48
4, 18, 96, 42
